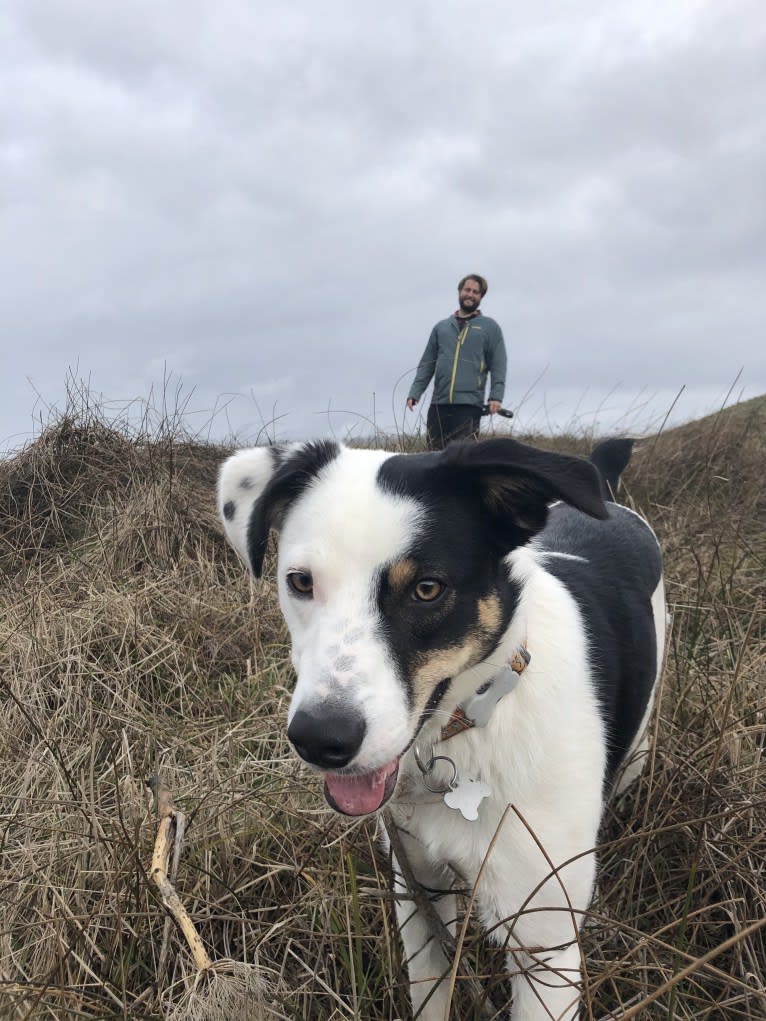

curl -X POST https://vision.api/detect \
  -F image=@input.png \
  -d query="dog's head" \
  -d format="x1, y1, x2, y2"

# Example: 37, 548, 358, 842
218, 438, 606, 816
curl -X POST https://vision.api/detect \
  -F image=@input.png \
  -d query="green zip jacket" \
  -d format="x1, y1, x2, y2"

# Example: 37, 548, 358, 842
407, 313, 507, 408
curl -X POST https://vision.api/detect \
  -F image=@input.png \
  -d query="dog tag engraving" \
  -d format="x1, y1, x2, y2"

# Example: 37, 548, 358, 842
443, 774, 491, 821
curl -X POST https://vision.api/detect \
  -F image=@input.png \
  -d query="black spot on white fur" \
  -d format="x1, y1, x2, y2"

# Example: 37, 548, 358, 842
223, 500, 235, 521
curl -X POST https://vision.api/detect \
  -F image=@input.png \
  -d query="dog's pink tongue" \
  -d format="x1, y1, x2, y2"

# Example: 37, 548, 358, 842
324, 761, 396, 816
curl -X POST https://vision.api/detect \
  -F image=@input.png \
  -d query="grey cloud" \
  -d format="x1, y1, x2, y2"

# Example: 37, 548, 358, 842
1, 1, 764, 452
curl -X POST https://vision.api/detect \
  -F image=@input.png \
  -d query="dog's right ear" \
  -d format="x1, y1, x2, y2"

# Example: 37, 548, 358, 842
218, 441, 340, 577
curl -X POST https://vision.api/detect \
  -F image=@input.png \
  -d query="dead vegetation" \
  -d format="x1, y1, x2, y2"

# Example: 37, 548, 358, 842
0, 393, 764, 1019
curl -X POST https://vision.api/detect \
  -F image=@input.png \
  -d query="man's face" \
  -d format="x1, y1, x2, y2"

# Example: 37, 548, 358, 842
458, 279, 483, 313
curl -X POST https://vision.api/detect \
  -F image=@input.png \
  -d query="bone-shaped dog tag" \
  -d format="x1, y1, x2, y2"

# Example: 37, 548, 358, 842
443, 774, 491, 821
461, 664, 521, 728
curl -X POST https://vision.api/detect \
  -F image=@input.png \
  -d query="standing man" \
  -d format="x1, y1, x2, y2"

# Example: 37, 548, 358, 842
406, 274, 508, 449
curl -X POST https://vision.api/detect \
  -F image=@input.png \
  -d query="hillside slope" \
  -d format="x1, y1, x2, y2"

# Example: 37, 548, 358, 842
1, 399, 764, 1020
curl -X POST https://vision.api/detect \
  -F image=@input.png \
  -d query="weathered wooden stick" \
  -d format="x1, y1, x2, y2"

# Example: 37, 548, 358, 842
146, 776, 274, 1021
150, 775, 187, 987
147, 776, 213, 972
151, 819, 213, 972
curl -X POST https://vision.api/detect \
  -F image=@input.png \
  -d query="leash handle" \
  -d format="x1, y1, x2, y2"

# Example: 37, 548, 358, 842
480, 405, 514, 418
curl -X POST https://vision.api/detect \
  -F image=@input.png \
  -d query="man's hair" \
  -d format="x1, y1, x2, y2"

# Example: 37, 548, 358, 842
458, 274, 488, 297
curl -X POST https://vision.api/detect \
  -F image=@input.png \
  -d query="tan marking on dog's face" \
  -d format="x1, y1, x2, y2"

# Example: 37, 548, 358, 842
477, 593, 502, 635
386, 557, 419, 593
411, 639, 480, 713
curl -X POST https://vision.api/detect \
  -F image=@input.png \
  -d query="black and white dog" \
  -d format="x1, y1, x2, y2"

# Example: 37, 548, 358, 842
218, 437, 665, 1021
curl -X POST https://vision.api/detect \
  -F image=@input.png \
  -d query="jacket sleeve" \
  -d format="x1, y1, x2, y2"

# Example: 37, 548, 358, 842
408, 328, 439, 401
487, 324, 507, 403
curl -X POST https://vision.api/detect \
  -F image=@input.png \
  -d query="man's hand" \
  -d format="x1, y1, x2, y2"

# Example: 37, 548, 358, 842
487, 400, 502, 415
406, 398, 418, 410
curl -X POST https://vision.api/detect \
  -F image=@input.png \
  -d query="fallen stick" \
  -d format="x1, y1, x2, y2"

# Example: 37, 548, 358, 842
155, 782, 186, 988
146, 776, 279, 1021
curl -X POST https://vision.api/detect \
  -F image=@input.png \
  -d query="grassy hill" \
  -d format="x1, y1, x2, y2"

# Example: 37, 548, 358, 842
1, 396, 764, 1020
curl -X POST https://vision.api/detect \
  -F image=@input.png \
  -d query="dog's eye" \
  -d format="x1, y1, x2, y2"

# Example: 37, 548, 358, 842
413, 578, 444, 602
286, 571, 314, 597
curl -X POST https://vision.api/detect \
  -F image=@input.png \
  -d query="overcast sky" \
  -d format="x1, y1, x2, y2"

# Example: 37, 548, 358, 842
2, 0, 764, 454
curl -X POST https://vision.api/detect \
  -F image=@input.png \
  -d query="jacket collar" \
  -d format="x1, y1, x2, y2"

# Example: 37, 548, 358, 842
453, 309, 482, 322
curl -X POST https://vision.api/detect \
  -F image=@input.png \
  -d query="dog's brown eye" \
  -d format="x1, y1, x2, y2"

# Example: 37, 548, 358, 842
287, 571, 314, 597
413, 578, 444, 602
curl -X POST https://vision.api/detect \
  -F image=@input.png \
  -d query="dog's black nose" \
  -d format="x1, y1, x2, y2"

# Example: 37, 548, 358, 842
287, 704, 367, 769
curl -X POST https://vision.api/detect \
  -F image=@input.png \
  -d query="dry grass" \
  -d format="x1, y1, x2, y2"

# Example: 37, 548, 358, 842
1, 391, 764, 1019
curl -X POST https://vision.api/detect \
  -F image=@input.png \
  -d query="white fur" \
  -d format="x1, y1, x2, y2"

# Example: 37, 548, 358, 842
277, 450, 423, 758
389, 551, 608, 1021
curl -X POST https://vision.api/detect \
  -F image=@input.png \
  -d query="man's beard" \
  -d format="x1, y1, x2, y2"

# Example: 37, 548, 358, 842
459, 297, 479, 313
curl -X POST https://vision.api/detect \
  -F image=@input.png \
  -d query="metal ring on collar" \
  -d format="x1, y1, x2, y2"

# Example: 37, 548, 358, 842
413, 743, 433, 774
413, 745, 458, 794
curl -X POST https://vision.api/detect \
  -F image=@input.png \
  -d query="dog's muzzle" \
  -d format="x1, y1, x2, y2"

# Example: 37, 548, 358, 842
287, 701, 400, 816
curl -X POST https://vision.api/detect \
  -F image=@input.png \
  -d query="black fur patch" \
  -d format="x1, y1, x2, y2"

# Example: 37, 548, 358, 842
376, 452, 522, 710
589, 438, 635, 502
538, 503, 662, 783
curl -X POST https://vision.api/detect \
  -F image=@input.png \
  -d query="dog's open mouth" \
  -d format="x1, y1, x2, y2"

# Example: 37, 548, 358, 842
323, 758, 400, 816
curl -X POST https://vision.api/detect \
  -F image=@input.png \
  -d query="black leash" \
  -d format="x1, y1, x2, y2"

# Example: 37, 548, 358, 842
480, 405, 514, 419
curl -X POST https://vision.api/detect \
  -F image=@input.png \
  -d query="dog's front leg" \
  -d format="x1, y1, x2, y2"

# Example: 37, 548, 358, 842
509, 944, 582, 1021
385, 824, 457, 1021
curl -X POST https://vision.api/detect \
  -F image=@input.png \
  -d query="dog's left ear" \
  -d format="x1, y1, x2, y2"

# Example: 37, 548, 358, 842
218, 441, 340, 577
441, 438, 608, 549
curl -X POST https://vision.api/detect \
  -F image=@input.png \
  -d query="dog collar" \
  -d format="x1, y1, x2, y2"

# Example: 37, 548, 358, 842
439, 643, 530, 743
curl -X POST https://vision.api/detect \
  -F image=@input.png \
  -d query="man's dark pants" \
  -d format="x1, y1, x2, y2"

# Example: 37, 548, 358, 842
426, 403, 482, 450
